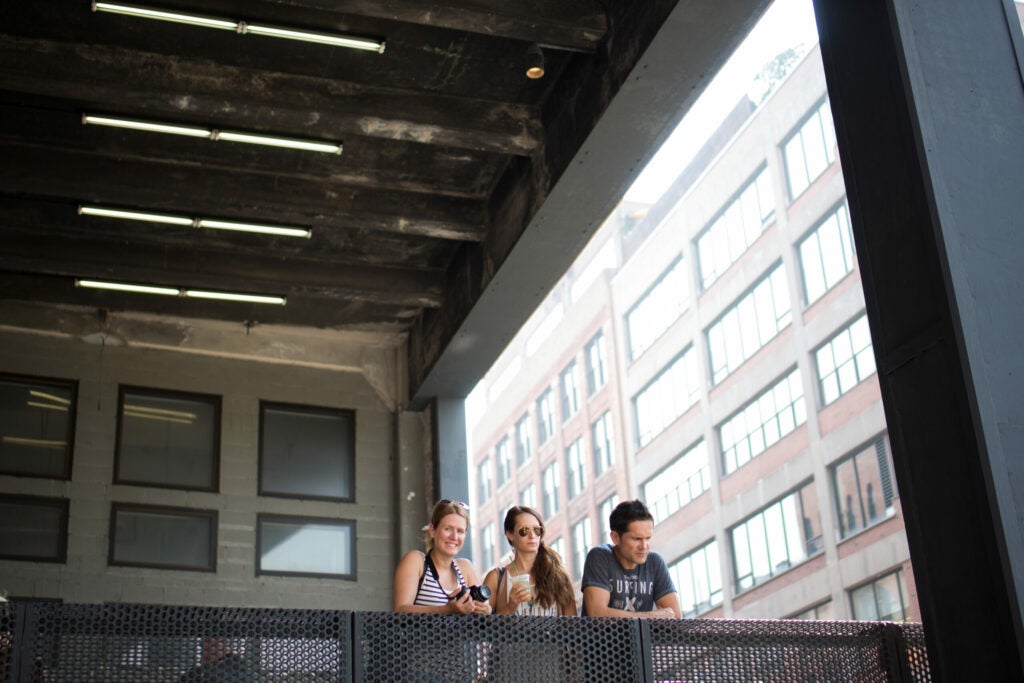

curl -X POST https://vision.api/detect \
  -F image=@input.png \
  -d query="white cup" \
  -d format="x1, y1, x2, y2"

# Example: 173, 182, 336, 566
509, 572, 534, 600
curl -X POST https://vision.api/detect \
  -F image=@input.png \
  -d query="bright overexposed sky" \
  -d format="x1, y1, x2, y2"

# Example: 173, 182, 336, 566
625, 0, 819, 204
464, 0, 819, 447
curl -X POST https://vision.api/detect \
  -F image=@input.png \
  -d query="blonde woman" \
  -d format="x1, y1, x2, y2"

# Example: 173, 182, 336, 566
393, 499, 492, 614
483, 505, 576, 616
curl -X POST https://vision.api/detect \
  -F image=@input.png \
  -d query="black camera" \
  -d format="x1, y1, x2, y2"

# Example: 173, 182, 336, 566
454, 584, 491, 602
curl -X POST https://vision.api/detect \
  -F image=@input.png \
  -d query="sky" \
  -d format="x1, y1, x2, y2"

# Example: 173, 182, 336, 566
625, 0, 819, 204
464, 0, 820, 445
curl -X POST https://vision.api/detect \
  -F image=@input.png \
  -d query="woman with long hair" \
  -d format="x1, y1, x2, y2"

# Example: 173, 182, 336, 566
393, 499, 492, 614
483, 505, 576, 615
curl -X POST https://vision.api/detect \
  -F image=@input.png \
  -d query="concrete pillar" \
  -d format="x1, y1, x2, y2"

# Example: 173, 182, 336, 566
431, 397, 473, 557
813, 0, 1024, 679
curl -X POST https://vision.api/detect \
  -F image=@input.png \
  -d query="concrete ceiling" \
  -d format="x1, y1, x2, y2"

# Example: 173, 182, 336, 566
0, 0, 769, 406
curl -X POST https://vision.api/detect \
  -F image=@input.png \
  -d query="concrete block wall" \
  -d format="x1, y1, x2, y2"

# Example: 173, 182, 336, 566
0, 326, 419, 611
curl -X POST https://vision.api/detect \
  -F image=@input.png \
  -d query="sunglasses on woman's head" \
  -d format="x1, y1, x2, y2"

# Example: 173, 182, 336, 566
439, 499, 470, 510
516, 526, 544, 537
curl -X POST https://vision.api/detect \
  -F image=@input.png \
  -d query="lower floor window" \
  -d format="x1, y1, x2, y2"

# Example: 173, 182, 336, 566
0, 494, 68, 562
110, 503, 216, 571
850, 568, 908, 621
257, 515, 356, 580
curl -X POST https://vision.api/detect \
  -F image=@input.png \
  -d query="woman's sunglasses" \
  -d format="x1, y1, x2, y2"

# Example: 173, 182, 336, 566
439, 499, 470, 510
516, 526, 544, 537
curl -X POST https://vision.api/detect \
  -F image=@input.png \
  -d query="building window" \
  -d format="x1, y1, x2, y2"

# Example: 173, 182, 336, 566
696, 166, 775, 290
114, 386, 220, 491
109, 503, 216, 572
850, 569, 908, 621
477, 458, 492, 504
0, 494, 68, 563
257, 514, 355, 580
633, 346, 701, 448
515, 414, 532, 467
816, 314, 876, 406
707, 263, 791, 385
480, 522, 496, 570
549, 536, 565, 560
496, 437, 511, 487
520, 482, 536, 510
719, 368, 806, 475
259, 402, 355, 502
790, 601, 836, 620
585, 332, 608, 395
591, 411, 615, 477
731, 480, 823, 592
598, 494, 620, 544
783, 98, 837, 199
668, 539, 723, 617
566, 438, 587, 499
542, 460, 561, 515
560, 361, 581, 422
799, 202, 855, 305
625, 257, 689, 361
536, 389, 555, 444
572, 517, 592, 581
643, 440, 710, 524
0, 373, 76, 479
833, 436, 896, 539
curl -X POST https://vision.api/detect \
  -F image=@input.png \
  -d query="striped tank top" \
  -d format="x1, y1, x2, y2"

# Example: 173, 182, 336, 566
414, 553, 467, 607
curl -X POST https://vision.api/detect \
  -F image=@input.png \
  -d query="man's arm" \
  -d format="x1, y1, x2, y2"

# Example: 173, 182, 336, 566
582, 586, 676, 619
654, 591, 681, 619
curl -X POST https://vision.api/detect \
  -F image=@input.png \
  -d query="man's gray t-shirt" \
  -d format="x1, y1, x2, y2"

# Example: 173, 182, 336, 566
580, 544, 675, 615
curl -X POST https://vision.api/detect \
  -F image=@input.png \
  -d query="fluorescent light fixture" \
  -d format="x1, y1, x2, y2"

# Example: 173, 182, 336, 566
26, 402, 69, 413
124, 404, 197, 420
123, 411, 193, 425
243, 24, 385, 52
196, 219, 310, 238
82, 114, 342, 155
79, 206, 193, 226
93, 1, 237, 30
185, 289, 286, 305
214, 130, 341, 154
2, 436, 68, 448
76, 279, 181, 296
29, 390, 71, 405
82, 114, 210, 138
80, 204, 311, 238
92, 2, 385, 53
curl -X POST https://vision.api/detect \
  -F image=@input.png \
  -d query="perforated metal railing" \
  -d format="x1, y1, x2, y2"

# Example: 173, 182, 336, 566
0, 603, 931, 682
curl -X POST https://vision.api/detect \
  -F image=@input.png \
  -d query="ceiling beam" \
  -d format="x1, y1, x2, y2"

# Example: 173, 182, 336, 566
0, 36, 542, 155
262, 0, 607, 51
0, 232, 445, 309
0, 141, 488, 243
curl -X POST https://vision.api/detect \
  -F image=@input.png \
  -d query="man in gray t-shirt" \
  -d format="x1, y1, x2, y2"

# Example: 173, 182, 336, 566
581, 500, 680, 618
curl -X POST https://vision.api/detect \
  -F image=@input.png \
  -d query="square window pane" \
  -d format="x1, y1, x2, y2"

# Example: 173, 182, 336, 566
0, 495, 68, 562
110, 504, 215, 571
258, 515, 356, 579
0, 375, 76, 479
116, 388, 219, 490
260, 403, 355, 501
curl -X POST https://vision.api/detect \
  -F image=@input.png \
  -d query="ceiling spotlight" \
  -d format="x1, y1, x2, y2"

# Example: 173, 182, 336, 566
525, 44, 545, 79
92, 2, 385, 53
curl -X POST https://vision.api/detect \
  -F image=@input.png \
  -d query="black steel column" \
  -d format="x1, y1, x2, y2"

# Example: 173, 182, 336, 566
812, 0, 1024, 680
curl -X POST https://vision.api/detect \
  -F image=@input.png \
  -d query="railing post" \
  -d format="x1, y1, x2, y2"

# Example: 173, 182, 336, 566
637, 618, 653, 683
10, 603, 34, 683
351, 611, 363, 683
882, 623, 913, 683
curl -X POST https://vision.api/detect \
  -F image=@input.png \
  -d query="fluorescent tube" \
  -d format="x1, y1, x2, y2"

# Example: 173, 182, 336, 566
185, 290, 286, 305
76, 279, 181, 296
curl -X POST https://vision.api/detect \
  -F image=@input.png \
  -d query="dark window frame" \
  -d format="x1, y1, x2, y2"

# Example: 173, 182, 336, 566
257, 400, 356, 503
0, 493, 69, 563
113, 385, 221, 492
0, 372, 78, 480
256, 513, 357, 581
108, 502, 217, 572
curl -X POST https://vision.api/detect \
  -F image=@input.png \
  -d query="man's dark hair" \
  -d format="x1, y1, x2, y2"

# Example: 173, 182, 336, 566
609, 499, 654, 535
